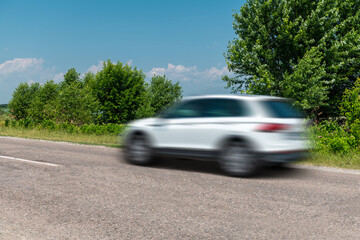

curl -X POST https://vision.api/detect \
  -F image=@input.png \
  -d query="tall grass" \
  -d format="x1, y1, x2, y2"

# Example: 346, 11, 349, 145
303, 152, 360, 170
0, 120, 122, 147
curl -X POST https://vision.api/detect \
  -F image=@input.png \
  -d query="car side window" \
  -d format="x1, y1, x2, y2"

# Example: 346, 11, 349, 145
201, 99, 251, 117
162, 98, 252, 119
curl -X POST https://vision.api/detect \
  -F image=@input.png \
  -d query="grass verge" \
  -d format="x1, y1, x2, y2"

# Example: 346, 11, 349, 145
302, 152, 360, 170
0, 126, 122, 148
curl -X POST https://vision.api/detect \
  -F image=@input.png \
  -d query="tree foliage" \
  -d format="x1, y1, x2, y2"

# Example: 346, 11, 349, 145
9, 82, 40, 120
8, 60, 183, 126
224, 0, 360, 117
340, 78, 360, 126
136, 75, 183, 119
94, 60, 146, 123
48, 82, 99, 125
9, 69, 99, 125
62, 68, 81, 87
28, 80, 59, 122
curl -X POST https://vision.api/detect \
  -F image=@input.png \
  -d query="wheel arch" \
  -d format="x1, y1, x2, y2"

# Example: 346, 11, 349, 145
217, 134, 257, 153
124, 129, 154, 148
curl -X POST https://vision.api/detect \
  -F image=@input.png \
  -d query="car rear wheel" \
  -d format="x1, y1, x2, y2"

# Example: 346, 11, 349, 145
126, 134, 153, 165
219, 140, 257, 177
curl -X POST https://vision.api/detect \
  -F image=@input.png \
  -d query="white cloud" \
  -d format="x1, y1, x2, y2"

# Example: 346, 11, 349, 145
147, 63, 233, 96
147, 63, 230, 82
53, 73, 64, 83
0, 58, 61, 103
205, 66, 229, 79
126, 59, 133, 66
86, 61, 104, 74
0, 58, 44, 76
27, 80, 35, 85
148, 64, 197, 79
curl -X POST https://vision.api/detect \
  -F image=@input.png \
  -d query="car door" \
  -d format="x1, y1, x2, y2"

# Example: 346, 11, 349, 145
151, 98, 251, 150
192, 98, 252, 150
151, 99, 204, 149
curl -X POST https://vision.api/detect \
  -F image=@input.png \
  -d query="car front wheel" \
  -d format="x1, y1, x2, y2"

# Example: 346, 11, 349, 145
125, 134, 153, 165
219, 140, 257, 177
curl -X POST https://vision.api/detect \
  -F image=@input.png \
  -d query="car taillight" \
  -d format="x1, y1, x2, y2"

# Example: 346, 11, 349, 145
255, 123, 290, 132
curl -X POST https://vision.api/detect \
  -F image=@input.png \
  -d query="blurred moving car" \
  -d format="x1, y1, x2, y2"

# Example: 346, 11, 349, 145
123, 95, 309, 177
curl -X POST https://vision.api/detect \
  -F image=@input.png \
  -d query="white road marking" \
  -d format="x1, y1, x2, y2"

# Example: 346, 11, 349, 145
0, 155, 60, 167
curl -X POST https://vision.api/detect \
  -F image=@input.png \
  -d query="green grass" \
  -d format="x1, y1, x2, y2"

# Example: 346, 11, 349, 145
0, 126, 122, 148
302, 152, 360, 170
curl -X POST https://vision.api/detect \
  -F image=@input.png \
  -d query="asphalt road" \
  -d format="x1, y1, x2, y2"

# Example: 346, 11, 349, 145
0, 136, 359, 240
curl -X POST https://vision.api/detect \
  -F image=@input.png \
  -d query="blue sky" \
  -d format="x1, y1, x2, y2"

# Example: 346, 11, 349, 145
0, 0, 245, 103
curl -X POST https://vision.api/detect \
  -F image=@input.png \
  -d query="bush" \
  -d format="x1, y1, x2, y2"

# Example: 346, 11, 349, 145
41, 120, 57, 131
310, 121, 359, 154
10, 120, 17, 127
79, 123, 126, 135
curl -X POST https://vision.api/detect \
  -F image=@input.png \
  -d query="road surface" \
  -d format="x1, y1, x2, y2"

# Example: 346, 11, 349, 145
0, 136, 359, 239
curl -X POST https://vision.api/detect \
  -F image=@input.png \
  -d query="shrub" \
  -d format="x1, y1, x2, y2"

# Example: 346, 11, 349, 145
310, 121, 359, 154
79, 123, 126, 135
10, 120, 17, 127
41, 120, 57, 131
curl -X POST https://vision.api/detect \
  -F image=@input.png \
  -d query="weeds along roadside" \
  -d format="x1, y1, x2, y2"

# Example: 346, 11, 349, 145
303, 119, 360, 169
0, 119, 126, 147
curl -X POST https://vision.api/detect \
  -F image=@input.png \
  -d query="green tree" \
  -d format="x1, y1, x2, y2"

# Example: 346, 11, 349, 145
340, 78, 360, 126
224, 0, 360, 117
95, 60, 146, 123
135, 89, 155, 119
62, 68, 81, 87
136, 75, 183, 118
83, 72, 96, 90
148, 75, 183, 114
47, 82, 99, 125
9, 82, 40, 120
339, 78, 360, 141
28, 80, 59, 122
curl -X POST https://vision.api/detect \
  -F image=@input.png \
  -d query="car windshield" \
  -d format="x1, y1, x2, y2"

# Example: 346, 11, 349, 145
157, 101, 184, 118
260, 100, 304, 118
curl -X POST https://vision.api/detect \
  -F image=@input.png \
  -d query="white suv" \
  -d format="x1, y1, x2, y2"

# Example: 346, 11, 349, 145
123, 95, 308, 177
